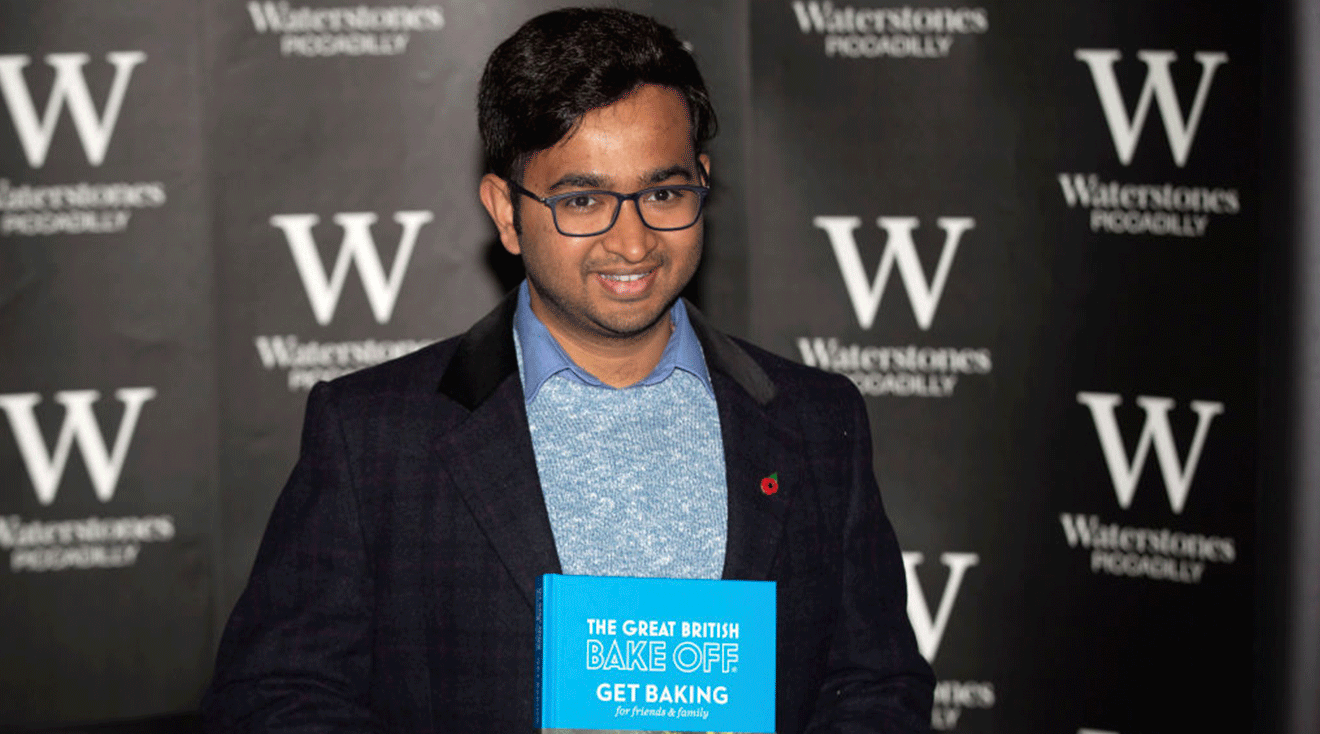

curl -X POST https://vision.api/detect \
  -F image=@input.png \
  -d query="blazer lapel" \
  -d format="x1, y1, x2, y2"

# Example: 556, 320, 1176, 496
713, 374, 806, 581
436, 293, 561, 609
685, 302, 801, 582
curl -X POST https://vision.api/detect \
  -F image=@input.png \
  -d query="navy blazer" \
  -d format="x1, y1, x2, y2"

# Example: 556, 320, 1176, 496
204, 294, 933, 733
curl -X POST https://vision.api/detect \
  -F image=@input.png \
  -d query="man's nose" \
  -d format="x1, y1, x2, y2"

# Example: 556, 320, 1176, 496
599, 198, 656, 262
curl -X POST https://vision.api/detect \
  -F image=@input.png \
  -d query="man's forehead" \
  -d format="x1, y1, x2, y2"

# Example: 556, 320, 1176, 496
523, 85, 699, 186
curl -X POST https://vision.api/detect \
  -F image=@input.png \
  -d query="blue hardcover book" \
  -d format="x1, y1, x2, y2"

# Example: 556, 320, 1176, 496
536, 574, 775, 734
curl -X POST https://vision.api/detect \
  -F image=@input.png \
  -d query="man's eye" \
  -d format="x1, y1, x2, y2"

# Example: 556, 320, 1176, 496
646, 187, 685, 204
561, 194, 599, 210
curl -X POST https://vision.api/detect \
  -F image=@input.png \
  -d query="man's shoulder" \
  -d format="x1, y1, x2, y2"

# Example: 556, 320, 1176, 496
722, 332, 860, 401
710, 330, 872, 454
315, 333, 465, 403
320, 291, 519, 405
685, 303, 859, 410
699, 326, 869, 445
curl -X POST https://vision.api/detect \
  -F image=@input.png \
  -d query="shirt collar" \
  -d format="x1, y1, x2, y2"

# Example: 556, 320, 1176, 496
512, 280, 713, 403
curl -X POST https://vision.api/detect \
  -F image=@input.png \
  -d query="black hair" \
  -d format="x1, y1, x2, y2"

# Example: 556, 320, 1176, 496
478, 7, 718, 183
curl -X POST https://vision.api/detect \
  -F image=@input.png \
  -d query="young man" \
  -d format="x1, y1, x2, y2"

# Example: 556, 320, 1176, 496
204, 8, 933, 733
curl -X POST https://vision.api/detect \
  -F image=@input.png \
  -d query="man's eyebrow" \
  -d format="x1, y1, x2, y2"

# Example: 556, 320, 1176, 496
544, 165, 697, 193
644, 165, 696, 185
546, 173, 607, 193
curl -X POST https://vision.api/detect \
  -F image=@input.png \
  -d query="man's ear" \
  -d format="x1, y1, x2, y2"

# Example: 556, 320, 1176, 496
699, 153, 711, 182
479, 173, 521, 255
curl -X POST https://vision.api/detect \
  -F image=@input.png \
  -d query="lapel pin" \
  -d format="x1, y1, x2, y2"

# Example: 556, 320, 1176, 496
760, 473, 779, 496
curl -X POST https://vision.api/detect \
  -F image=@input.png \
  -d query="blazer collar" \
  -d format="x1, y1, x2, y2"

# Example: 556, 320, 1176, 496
436, 291, 520, 410
435, 292, 790, 588
437, 291, 777, 409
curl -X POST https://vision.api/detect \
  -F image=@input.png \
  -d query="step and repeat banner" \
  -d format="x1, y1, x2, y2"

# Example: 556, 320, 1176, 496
0, 1, 219, 726
1, 0, 1260, 732
747, 3, 1257, 733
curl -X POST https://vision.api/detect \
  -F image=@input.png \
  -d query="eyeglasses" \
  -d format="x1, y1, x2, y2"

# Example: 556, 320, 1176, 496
508, 179, 710, 237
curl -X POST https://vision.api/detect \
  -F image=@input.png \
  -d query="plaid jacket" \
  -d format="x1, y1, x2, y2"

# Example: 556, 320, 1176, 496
203, 294, 933, 733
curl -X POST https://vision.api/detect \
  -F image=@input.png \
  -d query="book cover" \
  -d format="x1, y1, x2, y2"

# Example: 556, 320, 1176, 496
537, 574, 776, 734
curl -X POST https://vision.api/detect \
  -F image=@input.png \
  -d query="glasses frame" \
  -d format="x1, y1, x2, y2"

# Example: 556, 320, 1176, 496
508, 179, 711, 237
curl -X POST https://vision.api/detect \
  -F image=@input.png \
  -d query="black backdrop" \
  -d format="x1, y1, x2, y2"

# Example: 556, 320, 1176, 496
0, 1, 1313, 732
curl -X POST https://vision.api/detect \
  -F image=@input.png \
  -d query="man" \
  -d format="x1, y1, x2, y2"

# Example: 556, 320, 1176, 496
204, 7, 933, 733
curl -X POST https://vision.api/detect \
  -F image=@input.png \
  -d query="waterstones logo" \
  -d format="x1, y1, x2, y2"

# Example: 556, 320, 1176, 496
0, 388, 175, 573
1057, 174, 1238, 238
903, 552, 994, 731
0, 178, 165, 237
903, 552, 977, 664
0, 52, 166, 237
1078, 50, 1226, 167
816, 216, 973, 331
257, 210, 434, 391
0, 52, 143, 167
0, 515, 174, 573
797, 339, 989, 397
274, 211, 432, 326
255, 334, 431, 391
930, 679, 995, 731
1077, 393, 1223, 515
799, 216, 991, 398
1060, 49, 1239, 238
790, 2, 987, 59
247, 2, 445, 57
1061, 392, 1237, 584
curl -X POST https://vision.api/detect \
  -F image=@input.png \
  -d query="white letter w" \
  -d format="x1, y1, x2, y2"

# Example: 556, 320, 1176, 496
902, 551, 979, 663
815, 216, 973, 331
272, 211, 434, 326
0, 52, 146, 167
1075, 49, 1227, 167
0, 388, 156, 505
1076, 392, 1224, 514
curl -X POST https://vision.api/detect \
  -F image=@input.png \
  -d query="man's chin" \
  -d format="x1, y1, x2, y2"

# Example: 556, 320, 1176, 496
587, 305, 674, 341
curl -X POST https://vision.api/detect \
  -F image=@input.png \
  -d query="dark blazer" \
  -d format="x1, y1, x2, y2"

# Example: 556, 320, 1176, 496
204, 294, 933, 733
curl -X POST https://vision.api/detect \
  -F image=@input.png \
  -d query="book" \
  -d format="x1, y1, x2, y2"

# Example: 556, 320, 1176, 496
537, 573, 776, 734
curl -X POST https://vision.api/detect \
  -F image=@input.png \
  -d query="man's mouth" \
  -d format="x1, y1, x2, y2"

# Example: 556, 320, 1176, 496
599, 272, 648, 282
596, 268, 657, 296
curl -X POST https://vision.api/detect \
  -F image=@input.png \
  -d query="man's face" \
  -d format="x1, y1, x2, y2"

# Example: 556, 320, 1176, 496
484, 84, 708, 348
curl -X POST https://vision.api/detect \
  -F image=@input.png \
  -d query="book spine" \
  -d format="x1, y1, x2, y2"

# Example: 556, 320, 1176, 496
535, 575, 547, 728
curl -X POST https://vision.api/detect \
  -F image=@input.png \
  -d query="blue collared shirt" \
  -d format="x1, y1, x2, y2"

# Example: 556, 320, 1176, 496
512, 280, 714, 403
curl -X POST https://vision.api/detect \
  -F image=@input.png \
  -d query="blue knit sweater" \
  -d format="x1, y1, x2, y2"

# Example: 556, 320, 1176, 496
514, 318, 728, 579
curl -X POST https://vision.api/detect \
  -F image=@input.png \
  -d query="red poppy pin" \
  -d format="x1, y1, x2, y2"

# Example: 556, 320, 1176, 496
760, 473, 779, 496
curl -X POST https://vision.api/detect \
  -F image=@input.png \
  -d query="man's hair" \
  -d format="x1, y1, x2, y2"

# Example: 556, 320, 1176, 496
478, 7, 718, 183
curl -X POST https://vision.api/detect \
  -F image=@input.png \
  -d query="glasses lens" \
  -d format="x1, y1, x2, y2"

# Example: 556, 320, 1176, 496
551, 192, 619, 236
547, 187, 707, 236
637, 186, 704, 231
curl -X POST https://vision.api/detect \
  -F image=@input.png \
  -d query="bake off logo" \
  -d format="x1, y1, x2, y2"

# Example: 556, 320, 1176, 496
255, 211, 433, 391
247, 2, 445, 57
0, 388, 175, 573
0, 52, 167, 237
903, 552, 994, 731
586, 616, 741, 723
800, 216, 992, 398
1060, 49, 1241, 237
790, 2, 988, 58
1061, 392, 1237, 584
